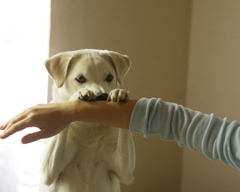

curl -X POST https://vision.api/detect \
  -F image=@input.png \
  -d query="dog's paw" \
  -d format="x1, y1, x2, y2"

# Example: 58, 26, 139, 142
107, 89, 130, 103
69, 88, 96, 101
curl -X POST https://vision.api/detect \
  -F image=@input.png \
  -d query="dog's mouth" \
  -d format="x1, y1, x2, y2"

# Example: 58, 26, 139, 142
81, 93, 109, 101
95, 93, 109, 101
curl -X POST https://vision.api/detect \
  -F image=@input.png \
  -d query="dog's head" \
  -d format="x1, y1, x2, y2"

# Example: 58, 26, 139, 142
45, 49, 130, 100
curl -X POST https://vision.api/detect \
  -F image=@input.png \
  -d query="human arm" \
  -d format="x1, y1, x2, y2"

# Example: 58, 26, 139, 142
71, 99, 137, 129
0, 99, 137, 144
2, 96, 240, 170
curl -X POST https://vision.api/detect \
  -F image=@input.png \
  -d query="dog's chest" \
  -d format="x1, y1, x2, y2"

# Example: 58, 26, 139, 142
62, 122, 119, 189
68, 121, 118, 150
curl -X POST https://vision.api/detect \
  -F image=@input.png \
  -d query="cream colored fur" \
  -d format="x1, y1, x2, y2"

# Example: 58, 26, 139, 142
39, 49, 135, 192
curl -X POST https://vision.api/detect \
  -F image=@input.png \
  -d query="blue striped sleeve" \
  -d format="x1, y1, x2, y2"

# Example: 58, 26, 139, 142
129, 98, 240, 169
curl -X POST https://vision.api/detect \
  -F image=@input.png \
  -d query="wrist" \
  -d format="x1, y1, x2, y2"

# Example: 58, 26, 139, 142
63, 99, 81, 123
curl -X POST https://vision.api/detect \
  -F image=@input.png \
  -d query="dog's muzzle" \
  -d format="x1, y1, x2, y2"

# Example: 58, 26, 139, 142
95, 93, 109, 101
81, 93, 109, 101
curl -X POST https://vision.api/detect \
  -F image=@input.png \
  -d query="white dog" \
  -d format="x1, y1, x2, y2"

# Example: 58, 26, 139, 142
39, 49, 136, 192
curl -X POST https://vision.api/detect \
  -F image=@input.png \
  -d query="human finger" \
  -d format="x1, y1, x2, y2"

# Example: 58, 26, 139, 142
0, 123, 8, 130
21, 130, 45, 144
0, 118, 32, 139
0, 107, 33, 130
1, 107, 33, 131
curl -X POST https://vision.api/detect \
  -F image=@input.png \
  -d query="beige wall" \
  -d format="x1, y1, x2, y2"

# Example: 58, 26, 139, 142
49, 0, 191, 191
49, 0, 240, 191
182, 1, 240, 192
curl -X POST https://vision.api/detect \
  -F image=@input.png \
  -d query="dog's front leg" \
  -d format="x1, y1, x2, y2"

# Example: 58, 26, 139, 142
107, 89, 136, 184
114, 129, 136, 184
40, 95, 80, 187
40, 125, 78, 186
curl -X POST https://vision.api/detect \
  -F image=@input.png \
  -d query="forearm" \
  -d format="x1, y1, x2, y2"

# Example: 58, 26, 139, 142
67, 99, 138, 130
0, 99, 138, 143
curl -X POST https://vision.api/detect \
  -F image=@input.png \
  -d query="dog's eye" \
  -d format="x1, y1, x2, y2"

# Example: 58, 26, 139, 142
75, 75, 87, 83
105, 74, 113, 82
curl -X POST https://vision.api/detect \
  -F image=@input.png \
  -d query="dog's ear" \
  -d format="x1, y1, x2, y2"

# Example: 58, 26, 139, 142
107, 51, 131, 85
45, 52, 74, 88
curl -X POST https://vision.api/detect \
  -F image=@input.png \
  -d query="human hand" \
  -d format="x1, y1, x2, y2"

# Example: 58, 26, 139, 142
0, 102, 75, 144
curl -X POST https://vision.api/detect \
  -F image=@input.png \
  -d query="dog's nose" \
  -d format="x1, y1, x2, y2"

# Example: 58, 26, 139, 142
95, 93, 108, 101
